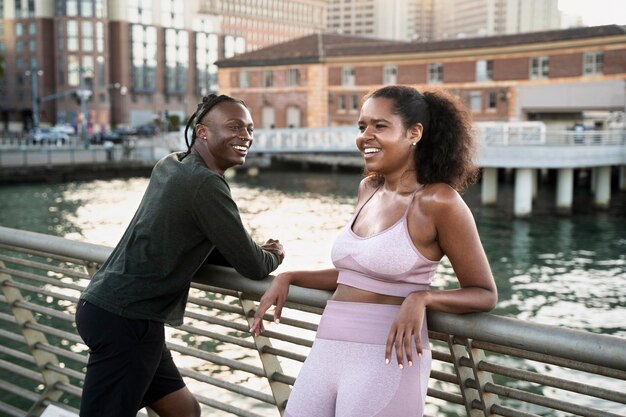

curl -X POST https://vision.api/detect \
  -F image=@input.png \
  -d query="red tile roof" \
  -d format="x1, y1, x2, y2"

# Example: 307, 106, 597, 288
216, 25, 626, 68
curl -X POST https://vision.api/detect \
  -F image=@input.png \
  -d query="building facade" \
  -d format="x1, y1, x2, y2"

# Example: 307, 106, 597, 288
326, 0, 565, 42
0, 0, 325, 133
198, 0, 326, 52
216, 25, 626, 130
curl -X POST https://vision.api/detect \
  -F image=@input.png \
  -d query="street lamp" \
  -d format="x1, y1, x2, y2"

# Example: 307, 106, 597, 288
25, 67, 43, 130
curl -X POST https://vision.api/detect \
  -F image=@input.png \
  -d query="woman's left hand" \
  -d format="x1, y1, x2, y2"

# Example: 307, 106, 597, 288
385, 291, 429, 368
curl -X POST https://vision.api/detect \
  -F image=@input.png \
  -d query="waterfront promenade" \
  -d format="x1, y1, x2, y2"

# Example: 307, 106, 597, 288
1, 126, 625, 217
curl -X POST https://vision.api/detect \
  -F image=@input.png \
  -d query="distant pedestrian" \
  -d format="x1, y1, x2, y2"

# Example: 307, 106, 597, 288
75, 93, 285, 417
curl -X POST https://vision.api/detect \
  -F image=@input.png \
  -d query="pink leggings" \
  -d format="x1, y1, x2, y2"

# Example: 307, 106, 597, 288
284, 300, 431, 417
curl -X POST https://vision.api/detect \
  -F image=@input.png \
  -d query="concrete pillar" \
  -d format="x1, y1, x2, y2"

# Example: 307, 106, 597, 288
594, 166, 611, 208
556, 168, 574, 214
620, 166, 626, 191
591, 168, 597, 194
481, 168, 498, 205
531, 169, 538, 200
514, 168, 533, 217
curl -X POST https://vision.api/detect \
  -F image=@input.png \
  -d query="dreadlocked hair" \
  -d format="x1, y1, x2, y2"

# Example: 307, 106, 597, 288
181, 93, 246, 159
367, 85, 479, 193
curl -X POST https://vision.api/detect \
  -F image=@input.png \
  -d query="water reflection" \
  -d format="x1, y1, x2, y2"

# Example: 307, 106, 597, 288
0, 172, 624, 338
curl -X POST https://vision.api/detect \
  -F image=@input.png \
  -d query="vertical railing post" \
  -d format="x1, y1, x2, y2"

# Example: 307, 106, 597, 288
448, 336, 499, 416
238, 296, 291, 415
0, 262, 70, 415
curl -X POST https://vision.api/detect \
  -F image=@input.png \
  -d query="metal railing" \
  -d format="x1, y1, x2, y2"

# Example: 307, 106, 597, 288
0, 225, 624, 417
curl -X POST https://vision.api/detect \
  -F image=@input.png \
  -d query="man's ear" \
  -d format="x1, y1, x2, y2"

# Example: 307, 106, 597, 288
195, 122, 208, 139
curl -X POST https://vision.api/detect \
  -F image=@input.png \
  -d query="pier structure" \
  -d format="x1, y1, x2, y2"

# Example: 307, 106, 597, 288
248, 126, 626, 217
476, 128, 626, 216
1, 125, 625, 216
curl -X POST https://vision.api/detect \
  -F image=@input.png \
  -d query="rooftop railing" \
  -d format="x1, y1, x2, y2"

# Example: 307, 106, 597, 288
0, 225, 624, 417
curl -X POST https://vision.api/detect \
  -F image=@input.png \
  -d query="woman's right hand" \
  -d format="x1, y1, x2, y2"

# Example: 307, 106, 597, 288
250, 273, 292, 336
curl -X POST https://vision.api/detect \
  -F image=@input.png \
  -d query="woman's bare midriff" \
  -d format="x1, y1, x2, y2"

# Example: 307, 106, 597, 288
331, 284, 404, 305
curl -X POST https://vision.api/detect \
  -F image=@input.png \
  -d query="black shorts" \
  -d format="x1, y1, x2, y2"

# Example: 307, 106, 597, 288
75, 300, 185, 417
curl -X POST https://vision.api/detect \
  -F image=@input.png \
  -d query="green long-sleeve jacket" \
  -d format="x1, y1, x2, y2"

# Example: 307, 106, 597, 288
80, 152, 280, 326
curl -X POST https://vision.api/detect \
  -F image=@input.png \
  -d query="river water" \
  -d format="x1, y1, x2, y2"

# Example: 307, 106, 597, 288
0, 170, 625, 414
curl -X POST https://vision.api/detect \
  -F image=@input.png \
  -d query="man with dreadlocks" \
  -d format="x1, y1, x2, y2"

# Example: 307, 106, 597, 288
75, 94, 284, 417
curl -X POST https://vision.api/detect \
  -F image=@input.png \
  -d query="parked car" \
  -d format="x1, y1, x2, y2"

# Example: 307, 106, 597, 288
51, 124, 76, 136
112, 127, 137, 138
28, 128, 69, 145
135, 123, 159, 137
90, 127, 138, 145
90, 131, 123, 145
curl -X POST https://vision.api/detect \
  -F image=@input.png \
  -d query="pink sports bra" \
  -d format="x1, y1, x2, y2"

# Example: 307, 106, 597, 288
331, 186, 439, 297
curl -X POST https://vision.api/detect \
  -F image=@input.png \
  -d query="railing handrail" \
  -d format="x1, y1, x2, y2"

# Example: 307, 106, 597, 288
1, 225, 624, 374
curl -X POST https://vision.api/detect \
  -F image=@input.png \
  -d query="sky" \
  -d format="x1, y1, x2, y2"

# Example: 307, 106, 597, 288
558, 0, 626, 26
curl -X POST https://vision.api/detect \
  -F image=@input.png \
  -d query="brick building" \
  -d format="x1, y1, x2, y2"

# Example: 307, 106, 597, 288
0, 0, 325, 132
216, 25, 626, 130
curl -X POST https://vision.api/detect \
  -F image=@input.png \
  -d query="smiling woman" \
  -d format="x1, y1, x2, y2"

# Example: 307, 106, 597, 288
250, 85, 496, 417
74, 93, 285, 417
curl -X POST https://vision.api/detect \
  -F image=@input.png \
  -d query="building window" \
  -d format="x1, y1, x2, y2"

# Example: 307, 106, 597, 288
583, 51, 603, 75
68, 55, 80, 86
161, 0, 184, 28
239, 70, 249, 88
97, 55, 105, 86
341, 66, 355, 86
131, 24, 157, 92
224, 35, 245, 59
80, 0, 93, 17
338, 95, 346, 111
67, 21, 78, 51
96, 21, 104, 53
383, 65, 397, 85
530, 56, 549, 79
350, 94, 359, 111
469, 91, 482, 112
15, 23, 23, 37
262, 106, 275, 128
82, 21, 93, 52
476, 60, 493, 81
66, 0, 78, 16
195, 32, 218, 94
488, 91, 497, 110
95, 0, 105, 17
287, 68, 299, 87
129, 0, 153, 25
286, 106, 300, 128
165, 28, 188, 94
428, 63, 443, 84
263, 70, 273, 87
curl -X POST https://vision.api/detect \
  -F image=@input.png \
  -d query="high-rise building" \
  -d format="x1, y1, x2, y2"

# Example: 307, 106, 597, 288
326, 0, 426, 41
198, 0, 326, 52
434, 0, 561, 39
326, 0, 564, 42
0, 0, 325, 132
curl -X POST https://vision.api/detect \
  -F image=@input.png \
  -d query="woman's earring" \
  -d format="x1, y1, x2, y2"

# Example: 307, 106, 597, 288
411, 142, 417, 146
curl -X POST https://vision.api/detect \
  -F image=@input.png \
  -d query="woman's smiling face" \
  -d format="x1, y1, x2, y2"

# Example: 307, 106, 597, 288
356, 97, 418, 175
